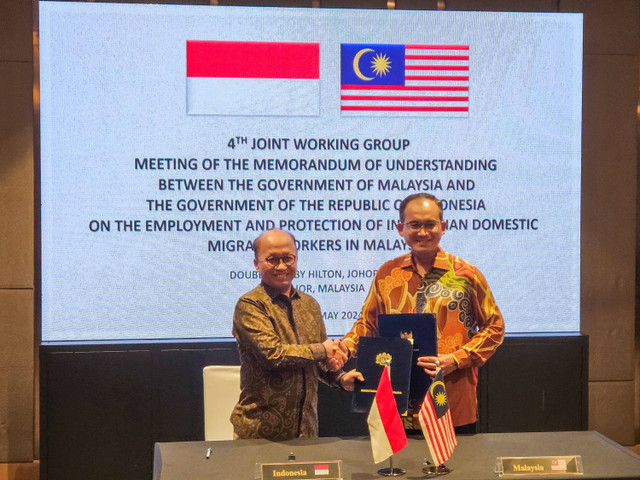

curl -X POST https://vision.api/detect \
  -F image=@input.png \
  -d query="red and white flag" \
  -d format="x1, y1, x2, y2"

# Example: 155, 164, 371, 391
418, 368, 457, 465
186, 40, 320, 116
367, 365, 408, 464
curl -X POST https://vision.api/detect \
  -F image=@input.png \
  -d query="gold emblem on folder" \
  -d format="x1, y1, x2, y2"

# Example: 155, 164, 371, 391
400, 331, 414, 344
375, 352, 392, 366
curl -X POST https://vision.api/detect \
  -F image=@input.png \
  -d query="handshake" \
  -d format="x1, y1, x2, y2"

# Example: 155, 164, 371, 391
322, 338, 350, 372
321, 338, 364, 392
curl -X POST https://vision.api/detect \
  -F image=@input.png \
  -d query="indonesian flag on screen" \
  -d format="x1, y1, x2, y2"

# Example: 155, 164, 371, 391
367, 365, 408, 464
186, 40, 320, 116
419, 368, 457, 466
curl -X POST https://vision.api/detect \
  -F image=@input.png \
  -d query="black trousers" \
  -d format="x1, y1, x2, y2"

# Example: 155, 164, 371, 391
453, 422, 477, 435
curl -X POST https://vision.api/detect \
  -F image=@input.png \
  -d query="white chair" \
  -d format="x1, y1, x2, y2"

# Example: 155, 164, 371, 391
203, 365, 241, 441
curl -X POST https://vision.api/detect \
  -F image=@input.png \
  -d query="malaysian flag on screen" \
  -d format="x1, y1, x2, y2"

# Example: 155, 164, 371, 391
340, 43, 469, 117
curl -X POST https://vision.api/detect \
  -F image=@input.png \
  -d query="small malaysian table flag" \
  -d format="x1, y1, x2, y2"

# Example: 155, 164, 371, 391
418, 368, 457, 465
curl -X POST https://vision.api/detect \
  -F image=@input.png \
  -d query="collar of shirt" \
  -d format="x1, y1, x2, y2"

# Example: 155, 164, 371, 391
399, 247, 449, 275
260, 282, 301, 302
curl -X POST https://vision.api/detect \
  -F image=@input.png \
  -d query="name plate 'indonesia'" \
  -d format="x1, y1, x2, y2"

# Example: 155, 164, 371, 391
260, 461, 342, 480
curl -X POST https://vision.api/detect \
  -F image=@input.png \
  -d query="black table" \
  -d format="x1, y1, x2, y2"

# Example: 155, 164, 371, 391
153, 431, 640, 480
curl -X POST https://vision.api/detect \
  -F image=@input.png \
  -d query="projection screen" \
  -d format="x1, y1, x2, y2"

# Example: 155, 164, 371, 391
39, 2, 583, 340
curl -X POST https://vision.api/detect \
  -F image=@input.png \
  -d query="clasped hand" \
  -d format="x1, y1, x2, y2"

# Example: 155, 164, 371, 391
322, 338, 349, 372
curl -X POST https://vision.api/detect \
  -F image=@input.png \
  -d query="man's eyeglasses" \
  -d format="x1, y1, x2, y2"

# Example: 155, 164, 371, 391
261, 255, 297, 267
403, 220, 440, 232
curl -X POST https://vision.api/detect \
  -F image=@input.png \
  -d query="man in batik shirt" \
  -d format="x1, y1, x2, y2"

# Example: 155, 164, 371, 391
231, 229, 362, 440
342, 193, 505, 432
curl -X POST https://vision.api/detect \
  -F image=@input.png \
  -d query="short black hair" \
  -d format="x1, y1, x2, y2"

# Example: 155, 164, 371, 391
253, 229, 297, 259
398, 193, 443, 222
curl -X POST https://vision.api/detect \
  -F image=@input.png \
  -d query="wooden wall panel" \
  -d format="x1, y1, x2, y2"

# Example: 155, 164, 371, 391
581, 54, 638, 384
590, 380, 636, 446
562, 0, 640, 55
0, 0, 32, 62
0, 62, 34, 289
0, 290, 34, 462
446, 0, 557, 11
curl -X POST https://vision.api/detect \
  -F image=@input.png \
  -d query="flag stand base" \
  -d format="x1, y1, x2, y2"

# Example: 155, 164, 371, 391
378, 457, 405, 476
422, 462, 451, 476
378, 467, 407, 477
377, 466, 406, 476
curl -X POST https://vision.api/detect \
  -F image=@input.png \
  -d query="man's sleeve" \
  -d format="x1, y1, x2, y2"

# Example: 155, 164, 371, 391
450, 268, 505, 369
233, 298, 326, 369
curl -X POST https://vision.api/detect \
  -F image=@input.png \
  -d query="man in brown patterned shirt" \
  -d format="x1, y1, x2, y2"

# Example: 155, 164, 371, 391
231, 229, 363, 440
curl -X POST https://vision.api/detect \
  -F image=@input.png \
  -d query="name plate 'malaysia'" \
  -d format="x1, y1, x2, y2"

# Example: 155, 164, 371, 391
495, 456, 583, 476
260, 460, 342, 480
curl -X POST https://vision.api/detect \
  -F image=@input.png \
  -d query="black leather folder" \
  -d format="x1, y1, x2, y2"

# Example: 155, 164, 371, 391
378, 313, 437, 410
352, 336, 412, 414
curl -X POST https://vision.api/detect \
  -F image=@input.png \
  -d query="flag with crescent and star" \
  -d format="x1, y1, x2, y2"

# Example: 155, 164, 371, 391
418, 368, 457, 465
340, 43, 469, 117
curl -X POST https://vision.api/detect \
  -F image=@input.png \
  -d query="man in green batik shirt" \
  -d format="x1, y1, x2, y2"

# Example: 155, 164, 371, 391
231, 229, 362, 440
